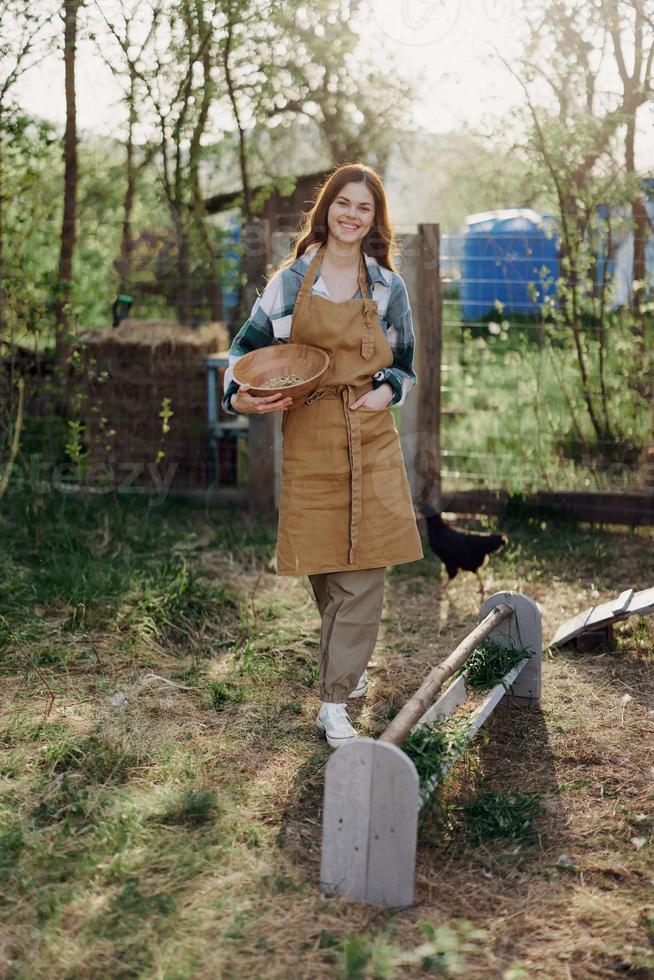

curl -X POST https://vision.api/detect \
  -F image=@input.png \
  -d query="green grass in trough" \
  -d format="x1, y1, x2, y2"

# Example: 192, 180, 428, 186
403, 716, 472, 801
460, 638, 533, 693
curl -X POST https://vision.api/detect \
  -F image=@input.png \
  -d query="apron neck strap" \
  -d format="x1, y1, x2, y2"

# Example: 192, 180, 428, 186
296, 243, 369, 306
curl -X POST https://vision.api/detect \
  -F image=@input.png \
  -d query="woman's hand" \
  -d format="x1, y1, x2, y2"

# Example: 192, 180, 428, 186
350, 382, 393, 411
231, 383, 293, 414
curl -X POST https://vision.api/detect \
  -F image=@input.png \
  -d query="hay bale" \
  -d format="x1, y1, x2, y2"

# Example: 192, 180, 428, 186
81, 320, 229, 492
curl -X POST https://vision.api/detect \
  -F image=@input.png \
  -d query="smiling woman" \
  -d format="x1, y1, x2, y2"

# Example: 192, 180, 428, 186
323, 185, 376, 300
222, 163, 423, 749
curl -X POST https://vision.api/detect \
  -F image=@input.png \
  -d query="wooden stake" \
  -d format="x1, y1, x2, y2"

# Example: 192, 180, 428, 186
416, 223, 441, 512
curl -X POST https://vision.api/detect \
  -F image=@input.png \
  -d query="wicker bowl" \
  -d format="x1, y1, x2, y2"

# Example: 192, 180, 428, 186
232, 343, 330, 409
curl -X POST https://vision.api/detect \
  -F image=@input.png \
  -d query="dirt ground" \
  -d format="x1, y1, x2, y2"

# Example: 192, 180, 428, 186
2, 507, 654, 979
191, 515, 654, 978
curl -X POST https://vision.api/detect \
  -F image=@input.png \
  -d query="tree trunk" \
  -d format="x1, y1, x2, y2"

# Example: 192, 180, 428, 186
176, 225, 193, 325
0, 103, 6, 336
625, 115, 647, 365
223, 9, 252, 219
190, 29, 222, 321
54, 0, 78, 358
118, 70, 137, 295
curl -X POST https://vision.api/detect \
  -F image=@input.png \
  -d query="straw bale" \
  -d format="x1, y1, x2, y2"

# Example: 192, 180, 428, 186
81, 320, 229, 490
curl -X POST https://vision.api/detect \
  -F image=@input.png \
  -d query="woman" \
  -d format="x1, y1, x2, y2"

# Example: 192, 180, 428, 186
222, 163, 423, 747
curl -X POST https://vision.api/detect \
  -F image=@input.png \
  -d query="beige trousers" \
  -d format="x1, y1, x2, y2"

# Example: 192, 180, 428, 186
308, 567, 386, 703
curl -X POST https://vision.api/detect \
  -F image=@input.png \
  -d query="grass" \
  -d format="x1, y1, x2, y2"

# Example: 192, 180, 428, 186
156, 787, 219, 827
440, 309, 651, 494
460, 638, 534, 693
2, 487, 654, 977
456, 789, 544, 847
403, 716, 472, 802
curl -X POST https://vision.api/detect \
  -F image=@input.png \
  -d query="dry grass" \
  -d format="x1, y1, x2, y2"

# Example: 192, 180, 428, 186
1, 499, 653, 979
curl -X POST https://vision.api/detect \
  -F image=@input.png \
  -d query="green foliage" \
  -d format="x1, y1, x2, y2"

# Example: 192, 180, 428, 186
121, 552, 227, 647
403, 717, 472, 802
460, 639, 533, 693
456, 789, 543, 847
0, 818, 26, 886
92, 876, 177, 940
64, 419, 88, 480
0, 487, 242, 655
441, 317, 651, 493
42, 733, 139, 785
204, 679, 245, 711
156, 787, 218, 828
328, 919, 487, 979
408, 920, 488, 976
0, 493, 651, 975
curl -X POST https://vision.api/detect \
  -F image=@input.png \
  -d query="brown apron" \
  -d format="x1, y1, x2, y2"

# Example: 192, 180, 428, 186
276, 243, 423, 576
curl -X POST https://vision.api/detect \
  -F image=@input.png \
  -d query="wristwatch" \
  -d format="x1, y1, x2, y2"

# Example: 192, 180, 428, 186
372, 369, 400, 405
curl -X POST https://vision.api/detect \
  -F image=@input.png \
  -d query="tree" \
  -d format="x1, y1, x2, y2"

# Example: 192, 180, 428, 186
122, 0, 223, 324
53, 0, 81, 354
495, 0, 653, 459
0, 0, 56, 335
599, 0, 654, 362
263, 0, 414, 172
91, 0, 163, 296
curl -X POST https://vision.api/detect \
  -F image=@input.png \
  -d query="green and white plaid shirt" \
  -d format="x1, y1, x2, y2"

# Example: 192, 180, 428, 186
221, 244, 417, 413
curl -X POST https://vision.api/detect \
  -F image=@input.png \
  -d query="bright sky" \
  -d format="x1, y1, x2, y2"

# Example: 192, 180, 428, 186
13, 0, 654, 168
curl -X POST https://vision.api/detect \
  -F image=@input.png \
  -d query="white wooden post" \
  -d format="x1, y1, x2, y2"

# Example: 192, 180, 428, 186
320, 738, 420, 907
478, 590, 542, 703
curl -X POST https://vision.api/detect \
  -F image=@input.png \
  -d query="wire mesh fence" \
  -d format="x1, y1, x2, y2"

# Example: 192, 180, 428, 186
436, 226, 653, 502
2, 222, 653, 515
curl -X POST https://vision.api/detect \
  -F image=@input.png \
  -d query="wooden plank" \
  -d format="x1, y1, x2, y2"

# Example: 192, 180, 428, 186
271, 231, 292, 269
242, 219, 272, 315
320, 738, 374, 900
613, 588, 635, 616
416, 674, 468, 727
443, 488, 654, 528
320, 738, 420, 907
365, 741, 420, 907
248, 412, 281, 518
466, 660, 529, 731
629, 586, 654, 616
241, 219, 282, 517
551, 584, 654, 648
398, 232, 420, 500
550, 606, 596, 647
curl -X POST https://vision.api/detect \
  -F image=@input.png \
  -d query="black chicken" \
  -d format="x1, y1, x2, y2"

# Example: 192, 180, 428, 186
419, 504, 508, 593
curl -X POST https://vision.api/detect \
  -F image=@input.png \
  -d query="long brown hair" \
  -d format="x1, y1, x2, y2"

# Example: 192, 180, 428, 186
272, 163, 398, 278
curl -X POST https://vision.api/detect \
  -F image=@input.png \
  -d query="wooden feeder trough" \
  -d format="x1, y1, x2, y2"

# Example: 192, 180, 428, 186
550, 586, 654, 652
320, 590, 542, 908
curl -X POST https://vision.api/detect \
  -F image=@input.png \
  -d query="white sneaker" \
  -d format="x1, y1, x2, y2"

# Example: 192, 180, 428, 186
316, 702, 358, 748
348, 671, 368, 699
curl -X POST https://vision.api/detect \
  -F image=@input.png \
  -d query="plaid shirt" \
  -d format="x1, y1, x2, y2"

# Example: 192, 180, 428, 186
221, 244, 417, 413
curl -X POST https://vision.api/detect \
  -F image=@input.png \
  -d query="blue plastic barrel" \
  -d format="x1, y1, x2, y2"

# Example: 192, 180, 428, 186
221, 217, 241, 312
460, 209, 559, 321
